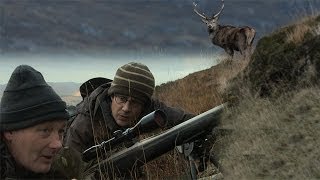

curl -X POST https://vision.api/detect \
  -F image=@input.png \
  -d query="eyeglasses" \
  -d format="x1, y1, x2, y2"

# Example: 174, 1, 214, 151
113, 94, 144, 107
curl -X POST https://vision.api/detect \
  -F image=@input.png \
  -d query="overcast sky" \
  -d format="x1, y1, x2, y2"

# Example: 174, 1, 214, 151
0, 51, 220, 85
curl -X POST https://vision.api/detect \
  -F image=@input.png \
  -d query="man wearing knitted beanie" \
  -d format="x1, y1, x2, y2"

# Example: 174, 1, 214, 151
65, 62, 194, 176
0, 65, 70, 179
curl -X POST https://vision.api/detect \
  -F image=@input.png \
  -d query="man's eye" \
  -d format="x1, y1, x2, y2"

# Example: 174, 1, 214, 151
42, 129, 49, 132
119, 96, 127, 102
39, 128, 51, 136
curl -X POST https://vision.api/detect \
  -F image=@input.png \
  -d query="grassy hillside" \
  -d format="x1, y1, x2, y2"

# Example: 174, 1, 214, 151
150, 14, 320, 179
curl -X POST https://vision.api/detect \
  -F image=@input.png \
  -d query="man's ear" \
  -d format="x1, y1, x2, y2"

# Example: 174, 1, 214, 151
3, 131, 14, 141
110, 95, 115, 101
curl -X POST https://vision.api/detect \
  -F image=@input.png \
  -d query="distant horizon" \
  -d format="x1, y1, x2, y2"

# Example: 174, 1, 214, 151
0, 51, 221, 86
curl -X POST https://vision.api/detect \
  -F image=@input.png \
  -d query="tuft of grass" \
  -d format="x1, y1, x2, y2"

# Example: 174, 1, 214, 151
285, 13, 320, 45
286, 22, 312, 44
214, 57, 251, 95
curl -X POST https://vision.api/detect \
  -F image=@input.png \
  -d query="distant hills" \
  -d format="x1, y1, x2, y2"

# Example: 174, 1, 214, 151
0, 82, 82, 105
1, 0, 319, 55
48, 82, 81, 96
0, 82, 80, 96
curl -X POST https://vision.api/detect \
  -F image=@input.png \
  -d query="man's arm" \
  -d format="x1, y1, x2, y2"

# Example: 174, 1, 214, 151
64, 113, 94, 154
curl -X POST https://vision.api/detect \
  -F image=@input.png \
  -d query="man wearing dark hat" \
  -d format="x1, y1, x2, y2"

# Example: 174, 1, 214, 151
65, 62, 194, 161
0, 65, 70, 179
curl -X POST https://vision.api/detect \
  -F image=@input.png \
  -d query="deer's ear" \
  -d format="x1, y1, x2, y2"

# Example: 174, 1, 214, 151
201, 19, 207, 24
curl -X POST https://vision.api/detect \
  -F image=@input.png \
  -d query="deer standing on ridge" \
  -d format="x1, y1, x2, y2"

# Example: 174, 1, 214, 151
193, 0, 256, 59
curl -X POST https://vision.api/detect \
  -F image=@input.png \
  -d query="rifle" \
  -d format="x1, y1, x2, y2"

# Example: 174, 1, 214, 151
85, 103, 225, 178
82, 109, 167, 162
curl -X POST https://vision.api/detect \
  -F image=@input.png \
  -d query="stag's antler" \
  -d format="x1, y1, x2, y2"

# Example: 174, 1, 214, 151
213, 0, 225, 18
193, 2, 207, 19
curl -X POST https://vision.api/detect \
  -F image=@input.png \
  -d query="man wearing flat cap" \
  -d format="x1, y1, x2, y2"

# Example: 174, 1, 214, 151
0, 65, 69, 179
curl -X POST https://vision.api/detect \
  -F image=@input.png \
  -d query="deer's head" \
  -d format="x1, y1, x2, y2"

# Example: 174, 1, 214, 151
193, 0, 224, 31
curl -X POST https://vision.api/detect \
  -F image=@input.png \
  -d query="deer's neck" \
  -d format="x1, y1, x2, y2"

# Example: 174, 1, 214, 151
208, 25, 221, 39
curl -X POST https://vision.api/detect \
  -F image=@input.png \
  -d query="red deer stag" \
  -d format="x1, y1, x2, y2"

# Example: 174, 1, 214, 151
193, 0, 256, 59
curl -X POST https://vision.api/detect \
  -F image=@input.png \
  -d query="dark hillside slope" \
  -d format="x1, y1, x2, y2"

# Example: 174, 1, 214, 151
1, 0, 319, 54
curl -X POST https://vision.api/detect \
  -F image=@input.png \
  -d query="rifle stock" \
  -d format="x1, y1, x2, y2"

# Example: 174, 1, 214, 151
94, 103, 225, 176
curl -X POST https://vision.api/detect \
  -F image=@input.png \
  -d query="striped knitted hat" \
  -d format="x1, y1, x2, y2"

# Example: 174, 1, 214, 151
108, 62, 155, 105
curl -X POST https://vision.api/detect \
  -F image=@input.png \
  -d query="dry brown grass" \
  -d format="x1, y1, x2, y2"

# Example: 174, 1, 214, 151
217, 87, 320, 179
285, 14, 320, 44
142, 151, 190, 179
153, 55, 250, 114
154, 71, 222, 115
214, 57, 251, 94
286, 21, 312, 44
147, 55, 250, 178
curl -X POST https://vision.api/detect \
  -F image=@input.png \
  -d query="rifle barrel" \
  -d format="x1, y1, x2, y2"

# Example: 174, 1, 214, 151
97, 103, 225, 175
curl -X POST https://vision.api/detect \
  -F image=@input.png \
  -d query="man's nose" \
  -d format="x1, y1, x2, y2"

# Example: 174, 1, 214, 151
48, 133, 63, 149
122, 101, 132, 112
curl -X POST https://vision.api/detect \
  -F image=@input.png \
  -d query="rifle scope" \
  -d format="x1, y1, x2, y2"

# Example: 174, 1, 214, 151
82, 109, 167, 162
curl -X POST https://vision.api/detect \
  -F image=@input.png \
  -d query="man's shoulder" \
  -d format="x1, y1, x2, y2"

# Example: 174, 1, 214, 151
76, 83, 111, 112
70, 83, 112, 126
89, 83, 111, 98
79, 77, 112, 99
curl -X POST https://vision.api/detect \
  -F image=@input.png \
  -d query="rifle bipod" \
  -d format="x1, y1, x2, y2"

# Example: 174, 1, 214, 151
176, 138, 211, 180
